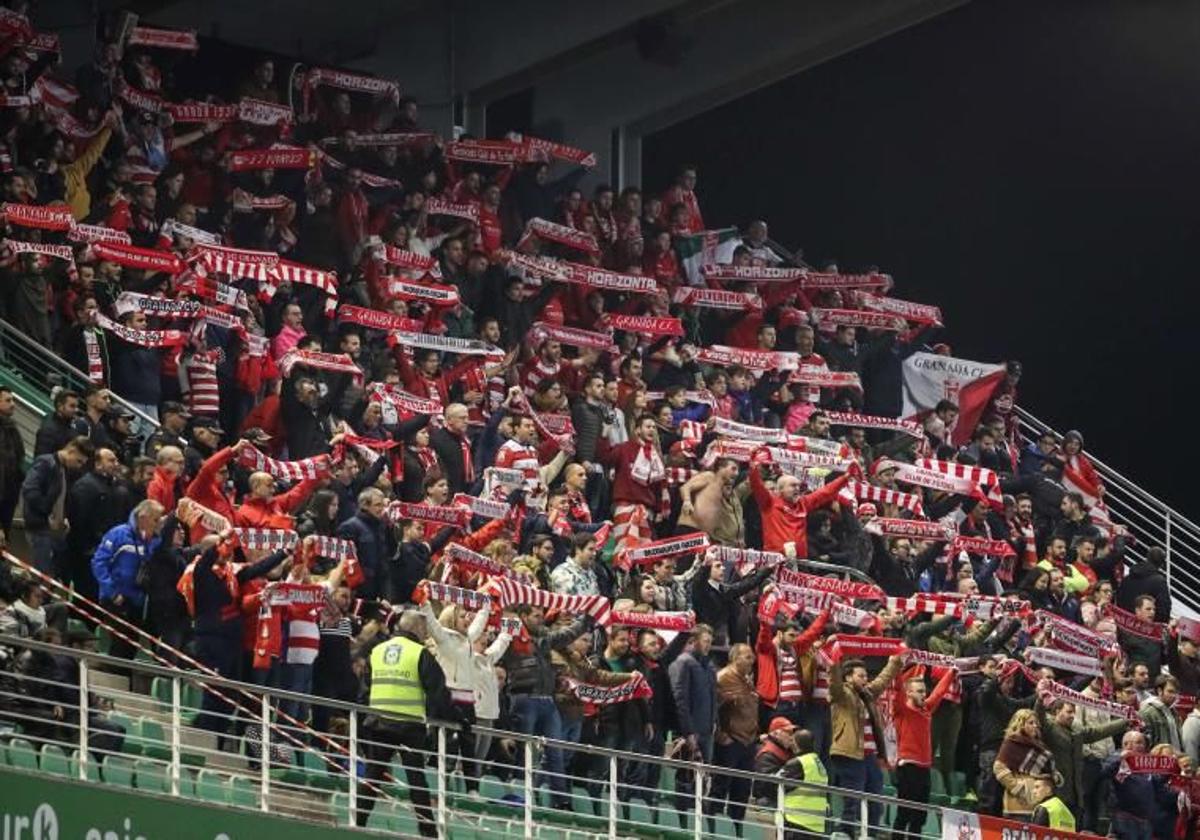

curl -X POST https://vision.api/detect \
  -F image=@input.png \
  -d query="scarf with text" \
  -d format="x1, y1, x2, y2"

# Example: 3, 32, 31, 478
278, 349, 364, 387
452, 493, 511, 521
624, 532, 710, 567
810, 307, 908, 331
444, 138, 525, 165
321, 132, 438, 149
2, 202, 74, 231
825, 411, 925, 439
337, 304, 425, 334
95, 313, 188, 347
190, 242, 279, 280
376, 245, 443, 277
914, 457, 1003, 505
228, 147, 315, 172
386, 501, 470, 530
70, 223, 132, 245
384, 277, 460, 306
83, 328, 103, 383
789, 367, 863, 391
795, 271, 893, 292
514, 134, 597, 167
391, 330, 504, 359
695, 345, 798, 371
701, 264, 806, 283
851, 292, 944, 326
776, 566, 885, 599
93, 240, 186, 274
1104, 603, 1165, 640
777, 588, 877, 631
311, 536, 358, 563
673, 286, 763, 311
555, 260, 659, 293
1116, 753, 1181, 782
630, 442, 666, 486
600, 313, 684, 337
518, 217, 601, 255
529, 321, 615, 353
873, 518, 954, 541
816, 634, 905, 666
424, 197, 479, 224
159, 217, 221, 247
607, 610, 696, 632
761, 445, 855, 473
1035, 610, 1119, 657
445, 543, 515, 580
706, 546, 786, 576
237, 446, 333, 481
1026, 646, 1102, 677
1017, 664, 1139, 723
302, 67, 400, 111
712, 416, 787, 443
176, 272, 250, 312
367, 382, 440, 417
567, 672, 653, 705
950, 535, 1016, 558
127, 25, 198, 50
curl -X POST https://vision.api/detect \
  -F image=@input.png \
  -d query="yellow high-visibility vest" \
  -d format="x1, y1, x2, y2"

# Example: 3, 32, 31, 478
784, 752, 828, 832
369, 636, 426, 721
1040, 796, 1076, 831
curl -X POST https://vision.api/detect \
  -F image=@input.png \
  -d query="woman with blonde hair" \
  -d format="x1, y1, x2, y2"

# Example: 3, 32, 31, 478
993, 708, 1060, 821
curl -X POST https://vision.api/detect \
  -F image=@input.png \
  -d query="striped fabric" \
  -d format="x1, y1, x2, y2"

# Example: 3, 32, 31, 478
494, 577, 611, 625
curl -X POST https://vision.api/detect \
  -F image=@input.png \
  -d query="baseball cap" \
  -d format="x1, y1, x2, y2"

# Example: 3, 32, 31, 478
768, 717, 797, 734
191, 416, 225, 434
241, 427, 273, 443
160, 400, 191, 419
856, 502, 877, 518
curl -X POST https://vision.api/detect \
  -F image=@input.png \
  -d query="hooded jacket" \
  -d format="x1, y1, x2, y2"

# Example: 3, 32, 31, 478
90, 510, 163, 608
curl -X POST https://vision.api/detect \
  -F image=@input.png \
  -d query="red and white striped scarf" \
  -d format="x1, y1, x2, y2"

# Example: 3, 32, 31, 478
873, 518, 954, 541
1016, 663, 1139, 723
884, 595, 964, 618
311, 536, 357, 562
707, 545, 786, 576
842, 481, 925, 517
556, 260, 660, 294
789, 367, 863, 391
237, 446, 333, 481
494, 577, 611, 625
278, 349, 364, 387
190, 242, 279, 280
517, 217, 601, 255
374, 244, 443, 277
1, 202, 73, 231
914, 458, 1003, 506
701, 264, 805, 284
851, 292, 943, 326
1034, 610, 1119, 657
776, 566, 884, 599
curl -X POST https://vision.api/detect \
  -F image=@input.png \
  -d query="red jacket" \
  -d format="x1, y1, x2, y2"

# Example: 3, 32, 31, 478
749, 468, 850, 556
235, 479, 320, 529
184, 446, 238, 538
892, 666, 955, 767
755, 603, 829, 707
147, 467, 184, 512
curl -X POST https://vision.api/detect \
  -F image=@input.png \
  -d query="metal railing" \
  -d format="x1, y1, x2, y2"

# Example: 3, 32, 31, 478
0, 634, 961, 840
0, 316, 160, 432
1015, 405, 1200, 616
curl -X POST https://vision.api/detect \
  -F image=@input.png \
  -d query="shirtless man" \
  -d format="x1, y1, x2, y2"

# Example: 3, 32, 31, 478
677, 457, 745, 545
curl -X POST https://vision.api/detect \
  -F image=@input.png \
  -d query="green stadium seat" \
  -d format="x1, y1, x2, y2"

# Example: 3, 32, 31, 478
134, 758, 169, 793
38, 744, 70, 777
330, 791, 350, 826
69, 749, 101, 782
6, 737, 38, 771
101, 754, 135, 787
229, 774, 260, 808
137, 717, 171, 761
108, 712, 138, 755
196, 769, 230, 804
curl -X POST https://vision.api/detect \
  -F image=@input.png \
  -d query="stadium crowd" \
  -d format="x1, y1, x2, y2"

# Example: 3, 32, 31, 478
0, 4, 1197, 839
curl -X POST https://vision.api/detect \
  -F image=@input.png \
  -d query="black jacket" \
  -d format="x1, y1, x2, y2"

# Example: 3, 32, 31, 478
1116, 561, 1172, 623
977, 676, 1034, 751
64, 471, 127, 559
20, 453, 67, 532
280, 369, 349, 460
108, 337, 162, 406
869, 536, 945, 597
193, 546, 288, 637
691, 567, 771, 646
570, 398, 607, 464
503, 616, 589, 697
336, 511, 394, 601
0, 414, 24, 500
430, 427, 473, 495
34, 413, 79, 457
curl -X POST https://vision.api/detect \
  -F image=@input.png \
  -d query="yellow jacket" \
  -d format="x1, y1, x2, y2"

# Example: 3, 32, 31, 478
63, 126, 113, 220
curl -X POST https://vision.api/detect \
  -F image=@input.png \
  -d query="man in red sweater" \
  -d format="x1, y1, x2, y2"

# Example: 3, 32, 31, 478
748, 447, 855, 557
755, 596, 830, 726
891, 666, 957, 839
598, 415, 665, 561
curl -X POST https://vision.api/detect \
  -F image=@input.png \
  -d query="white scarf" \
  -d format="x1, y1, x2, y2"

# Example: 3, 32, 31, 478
630, 442, 665, 485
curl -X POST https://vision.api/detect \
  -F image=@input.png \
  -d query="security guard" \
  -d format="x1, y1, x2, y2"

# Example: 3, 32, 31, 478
357, 609, 451, 839
780, 729, 829, 840
1029, 779, 1077, 831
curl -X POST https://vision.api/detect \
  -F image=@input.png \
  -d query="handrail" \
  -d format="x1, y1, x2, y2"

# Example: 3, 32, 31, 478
0, 316, 161, 432
0, 633, 948, 820
1015, 405, 1200, 614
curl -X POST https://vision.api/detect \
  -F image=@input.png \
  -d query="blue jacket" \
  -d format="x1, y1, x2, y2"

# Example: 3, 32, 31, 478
668, 650, 717, 738
90, 511, 162, 608
336, 511, 393, 600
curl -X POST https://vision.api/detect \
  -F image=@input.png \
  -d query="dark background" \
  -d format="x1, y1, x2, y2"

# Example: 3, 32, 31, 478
644, 0, 1200, 513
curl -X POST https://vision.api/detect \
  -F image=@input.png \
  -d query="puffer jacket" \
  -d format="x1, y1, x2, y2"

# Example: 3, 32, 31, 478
90, 510, 163, 608
502, 616, 589, 697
